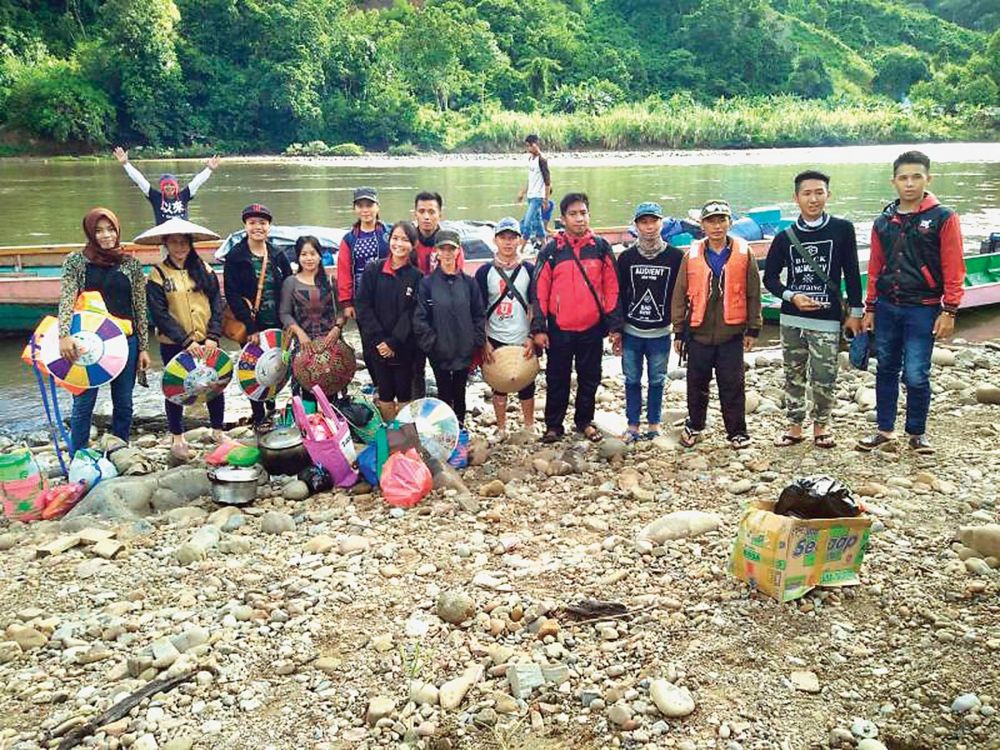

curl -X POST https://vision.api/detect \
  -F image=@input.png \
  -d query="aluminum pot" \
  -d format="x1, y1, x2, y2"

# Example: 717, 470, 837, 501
207, 465, 262, 506
257, 425, 311, 476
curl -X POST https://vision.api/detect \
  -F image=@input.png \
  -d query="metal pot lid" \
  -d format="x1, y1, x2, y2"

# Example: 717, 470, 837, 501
258, 426, 303, 450
212, 466, 260, 482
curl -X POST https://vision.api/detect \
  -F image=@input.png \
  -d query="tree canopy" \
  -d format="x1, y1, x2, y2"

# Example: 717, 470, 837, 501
0, 0, 996, 151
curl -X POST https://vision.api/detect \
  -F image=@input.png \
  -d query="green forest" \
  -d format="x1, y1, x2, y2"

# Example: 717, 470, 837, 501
1, 0, 999, 154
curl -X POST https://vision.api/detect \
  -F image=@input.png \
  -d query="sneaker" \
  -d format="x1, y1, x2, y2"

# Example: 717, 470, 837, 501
856, 433, 895, 451
908, 434, 935, 454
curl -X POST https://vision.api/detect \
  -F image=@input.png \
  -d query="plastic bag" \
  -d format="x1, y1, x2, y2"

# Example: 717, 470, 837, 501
68, 448, 118, 490
447, 428, 470, 469
298, 464, 332, 494
358, 443, 380, 487
775, 476, 863, 519
206, 440, 241, 466
380, 449, 432, 509
39, 482, 88, 520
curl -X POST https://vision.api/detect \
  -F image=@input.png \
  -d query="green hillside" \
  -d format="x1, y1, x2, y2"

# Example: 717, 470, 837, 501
0, 0, 997, 153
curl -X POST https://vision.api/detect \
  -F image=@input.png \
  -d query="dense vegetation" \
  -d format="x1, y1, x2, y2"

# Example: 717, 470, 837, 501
0, 0, 998, 154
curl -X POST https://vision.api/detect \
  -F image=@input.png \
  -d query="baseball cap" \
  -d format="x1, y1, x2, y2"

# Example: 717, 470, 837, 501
634, 202, 664, 221
353, 186, 378, 204
435, 229, 461, 249
494, 217, 522, 236
700, 200, 732, 220
241, 203, 273, 222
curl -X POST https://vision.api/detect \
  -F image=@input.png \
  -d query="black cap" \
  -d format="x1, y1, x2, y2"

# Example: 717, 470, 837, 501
241, 203, 272, 222
353, 187, 378, 204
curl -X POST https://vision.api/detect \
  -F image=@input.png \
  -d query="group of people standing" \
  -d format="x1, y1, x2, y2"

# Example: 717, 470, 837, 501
56, 145, 964, 462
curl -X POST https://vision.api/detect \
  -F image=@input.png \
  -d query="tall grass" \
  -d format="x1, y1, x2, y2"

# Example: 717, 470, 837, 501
451, 97, 985, 152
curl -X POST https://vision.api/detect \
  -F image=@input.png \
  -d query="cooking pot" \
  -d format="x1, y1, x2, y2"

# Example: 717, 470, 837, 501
207, 465, 263, 506
257, 425, 311, 476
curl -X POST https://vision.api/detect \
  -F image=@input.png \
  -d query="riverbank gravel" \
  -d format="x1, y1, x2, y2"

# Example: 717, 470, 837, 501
1, 339, 998, 750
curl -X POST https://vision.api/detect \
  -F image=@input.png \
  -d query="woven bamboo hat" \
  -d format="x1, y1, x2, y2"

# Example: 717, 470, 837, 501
482, 345, 539, 394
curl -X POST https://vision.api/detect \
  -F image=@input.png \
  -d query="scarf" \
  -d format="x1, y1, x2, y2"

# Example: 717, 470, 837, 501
636, 234, 666, 259
556, 229, 596, 254
82, 207, 125, 268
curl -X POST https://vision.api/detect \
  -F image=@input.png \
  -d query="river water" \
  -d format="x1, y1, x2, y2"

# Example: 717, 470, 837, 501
1, 143, 999, 437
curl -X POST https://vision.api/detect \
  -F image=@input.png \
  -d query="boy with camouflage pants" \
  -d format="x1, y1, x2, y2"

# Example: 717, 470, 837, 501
763, 170, 863, 448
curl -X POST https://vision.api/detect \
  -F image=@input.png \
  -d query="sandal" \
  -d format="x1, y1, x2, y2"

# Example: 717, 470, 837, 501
622, 429, 642, 444
813, 433, 836, 449
774, 433, 806, 447
579, 424, 604, 443
679, 426, 702, 448
729, 434, 752, 450
908, 434, 935, 455
540, 428, 563, 444
643, 430, 660, 441
856, 433, 894, 452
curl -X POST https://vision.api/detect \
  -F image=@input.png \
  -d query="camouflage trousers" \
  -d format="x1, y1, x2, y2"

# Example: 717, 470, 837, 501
781, 325, 840, 426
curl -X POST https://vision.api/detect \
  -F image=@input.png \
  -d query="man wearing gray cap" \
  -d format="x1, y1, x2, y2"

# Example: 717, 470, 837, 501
671, 200, 762, 450
476, 217, 537, 438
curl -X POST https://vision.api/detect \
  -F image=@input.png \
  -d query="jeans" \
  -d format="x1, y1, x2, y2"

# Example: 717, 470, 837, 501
544, 324, 604, 432
521, 198, 545, 241
622, 332, 670, 426
70, 335, 139, 452
685, 335, 747, 439
160, 343, 225, 435
874, 299, 937, 435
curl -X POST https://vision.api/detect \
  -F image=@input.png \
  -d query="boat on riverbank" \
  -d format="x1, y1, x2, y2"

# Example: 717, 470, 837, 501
3, 225, 996, 335
761, 250, 1000, 321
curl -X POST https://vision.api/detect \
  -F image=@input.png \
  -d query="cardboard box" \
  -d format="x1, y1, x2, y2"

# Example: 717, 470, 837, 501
729, 504, 872, 602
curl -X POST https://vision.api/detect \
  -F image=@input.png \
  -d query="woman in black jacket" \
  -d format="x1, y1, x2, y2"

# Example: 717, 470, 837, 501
355, 221, 424, 422
223, 203, 292, 426
413, 229, 486, 427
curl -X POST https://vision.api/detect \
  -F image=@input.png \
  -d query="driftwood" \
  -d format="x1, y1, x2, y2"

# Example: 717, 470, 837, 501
54, 668, 206, 750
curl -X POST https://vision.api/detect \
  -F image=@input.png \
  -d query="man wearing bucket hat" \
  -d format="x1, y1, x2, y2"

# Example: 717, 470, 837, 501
616, 202, 684, 443
138, 218, 226, 459
671, 199, 762, 450
113, 147, 221, 225
476, 217, 537, 439
223, 203, 292, 425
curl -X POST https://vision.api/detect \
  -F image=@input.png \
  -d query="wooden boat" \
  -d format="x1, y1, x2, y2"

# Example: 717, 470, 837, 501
762, 251, 1000, 321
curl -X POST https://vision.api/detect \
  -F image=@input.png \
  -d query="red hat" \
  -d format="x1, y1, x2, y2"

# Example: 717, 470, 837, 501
159, 174, 179, 190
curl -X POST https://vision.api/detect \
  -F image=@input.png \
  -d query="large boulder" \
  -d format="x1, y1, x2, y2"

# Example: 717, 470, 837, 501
66, 476, 158, 520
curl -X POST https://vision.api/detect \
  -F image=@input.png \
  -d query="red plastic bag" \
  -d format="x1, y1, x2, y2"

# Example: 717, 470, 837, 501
380, 449, 432, 508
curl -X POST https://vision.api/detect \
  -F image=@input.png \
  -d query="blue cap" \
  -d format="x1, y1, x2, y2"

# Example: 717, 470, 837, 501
634, 202, 664, 220
494, 217, 522, 236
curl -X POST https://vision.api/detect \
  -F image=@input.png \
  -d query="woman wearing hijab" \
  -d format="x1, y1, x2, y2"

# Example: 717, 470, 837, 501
58, 208, 150, 451
143, 218, 226, 460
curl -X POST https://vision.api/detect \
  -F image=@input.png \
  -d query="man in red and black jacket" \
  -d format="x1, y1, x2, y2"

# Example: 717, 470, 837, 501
531, 192, 623, 443
857, 150, 965, 455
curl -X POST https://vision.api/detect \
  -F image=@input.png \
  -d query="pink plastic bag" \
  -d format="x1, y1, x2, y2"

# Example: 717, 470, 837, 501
205, 440, 241, 466
292, 385, 358, 488
2, 474, 49, 522
380, 449, 432, 509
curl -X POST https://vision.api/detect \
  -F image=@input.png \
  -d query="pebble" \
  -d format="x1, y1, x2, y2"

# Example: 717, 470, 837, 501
366, 696, 396, 725
260, 511, 296, 534
790, 670, 821, 693
638, 510, 722, 542
281, 480, 310, 501
951, 693, 981, 713
857, 741, 888, 750
436, 590, 476, 624
649, 679, 696, 718
439, 663, 482, 709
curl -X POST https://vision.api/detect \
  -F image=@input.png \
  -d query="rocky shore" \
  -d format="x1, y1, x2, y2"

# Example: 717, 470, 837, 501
1, 340, 998, 750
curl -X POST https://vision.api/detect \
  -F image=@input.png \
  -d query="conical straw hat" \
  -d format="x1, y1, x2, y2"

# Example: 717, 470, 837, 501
482, 345, 539, 394
133, 217, 220, 245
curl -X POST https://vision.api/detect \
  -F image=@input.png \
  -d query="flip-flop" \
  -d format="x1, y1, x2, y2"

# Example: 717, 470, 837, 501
680, 426, 702, 448
579, 424, 604, 443
774, 433, 806, 447
729, 434, 752, 450
813, 433, 836, 449
540, 429, 563, 444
